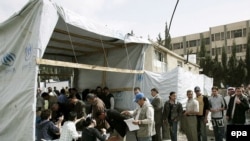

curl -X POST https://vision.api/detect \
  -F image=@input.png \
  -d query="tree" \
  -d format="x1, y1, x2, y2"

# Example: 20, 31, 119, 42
156, 33, 164, 45
199, 38, 206, 73
227, 41, 238, 86
203, 55, 213, 77
221, 45, 228, 84
245, 32, 250, 84
236, 58, 247, 86
212, 49, 223, 87
164, 22, 172, 50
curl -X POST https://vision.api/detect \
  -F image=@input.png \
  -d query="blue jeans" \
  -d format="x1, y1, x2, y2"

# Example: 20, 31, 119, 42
211, 118, 224, 141
138, 137, 152, 141
197, 116, 207, 141
169, 120, 178, 141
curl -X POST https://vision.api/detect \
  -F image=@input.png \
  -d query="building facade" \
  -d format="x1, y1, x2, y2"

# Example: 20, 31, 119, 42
144, 41, 200, 74
171, 20, 250, 62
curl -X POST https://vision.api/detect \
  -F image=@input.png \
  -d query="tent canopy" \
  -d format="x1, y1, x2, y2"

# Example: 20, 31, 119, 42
0, 0, 149, 140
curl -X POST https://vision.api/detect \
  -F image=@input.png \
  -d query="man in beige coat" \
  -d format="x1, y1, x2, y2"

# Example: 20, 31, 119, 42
132, 93, 156, 141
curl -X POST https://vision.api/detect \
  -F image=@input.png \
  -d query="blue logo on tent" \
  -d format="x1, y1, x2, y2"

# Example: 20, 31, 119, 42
25, 45, 33, 61
1, 53, 16, 66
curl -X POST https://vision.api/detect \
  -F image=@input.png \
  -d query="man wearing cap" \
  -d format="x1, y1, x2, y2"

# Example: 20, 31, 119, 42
132, 93, 156, 141
194, 86, 209, 141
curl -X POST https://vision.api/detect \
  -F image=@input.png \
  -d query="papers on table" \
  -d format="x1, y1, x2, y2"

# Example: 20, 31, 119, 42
124, 118, 139, 131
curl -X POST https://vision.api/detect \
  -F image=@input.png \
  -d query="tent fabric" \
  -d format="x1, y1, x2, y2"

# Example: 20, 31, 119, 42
0, 0, 58, 140
0, 0, 213, 140
0, 0, 150, 140
141, 67, 213, 108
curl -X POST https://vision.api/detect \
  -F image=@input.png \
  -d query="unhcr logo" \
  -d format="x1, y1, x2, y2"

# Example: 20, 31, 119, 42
25, 45, 33, 61
1, 53, 16, 66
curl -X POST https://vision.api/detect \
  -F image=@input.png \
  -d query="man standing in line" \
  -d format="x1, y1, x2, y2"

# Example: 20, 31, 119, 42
209, 86, 227, 141
226, 87, 249, 124
103, 87, 115, 110
162, 91, 183, 141
194, 86, 209, 141
182, 90, 199, 141
132, 93, 156, 141
150, 88, 163, 141
223, 87, 235, 136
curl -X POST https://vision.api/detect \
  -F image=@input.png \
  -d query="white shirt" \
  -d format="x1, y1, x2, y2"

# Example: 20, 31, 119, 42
186, 98, 199, 114
59, 121, 79, 141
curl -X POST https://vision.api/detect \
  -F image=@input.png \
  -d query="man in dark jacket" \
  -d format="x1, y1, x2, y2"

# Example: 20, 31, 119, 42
226, 87, 250, 124
36, 109, 63, 140
150, 88, 163, 141
96, 109, 128, 141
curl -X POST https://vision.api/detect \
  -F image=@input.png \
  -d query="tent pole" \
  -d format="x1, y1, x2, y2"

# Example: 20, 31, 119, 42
36, 58, 144, 74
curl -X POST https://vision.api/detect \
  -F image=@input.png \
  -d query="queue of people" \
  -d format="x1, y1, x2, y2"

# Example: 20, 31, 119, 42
35, 85, 250, 141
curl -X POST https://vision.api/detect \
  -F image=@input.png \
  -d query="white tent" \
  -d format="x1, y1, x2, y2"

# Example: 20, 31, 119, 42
0, 0, 214, 140
0, 0, 150, 140
142, 67, 213, 108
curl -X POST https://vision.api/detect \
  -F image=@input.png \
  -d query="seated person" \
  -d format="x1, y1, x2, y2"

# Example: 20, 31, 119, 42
59, 112, 81, 141
82, 117, 107, 141
51, 103, 64, 124
36, 109, 63, 140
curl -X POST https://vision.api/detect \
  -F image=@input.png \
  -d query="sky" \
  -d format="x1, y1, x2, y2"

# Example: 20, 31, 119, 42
1, 0, 250, 40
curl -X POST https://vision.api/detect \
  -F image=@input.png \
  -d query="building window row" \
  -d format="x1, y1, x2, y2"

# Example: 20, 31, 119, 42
172, 37, 210, 50
212, 47, 222, 56
227, 44, 247, 54
173, 42, 183, 50
211, 28, 247, 41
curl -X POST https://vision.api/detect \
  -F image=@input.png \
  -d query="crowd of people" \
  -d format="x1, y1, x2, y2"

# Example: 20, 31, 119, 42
35, 84, 250, 141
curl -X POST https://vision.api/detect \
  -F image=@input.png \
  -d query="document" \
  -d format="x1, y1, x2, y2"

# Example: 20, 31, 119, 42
124, 118, 140, 131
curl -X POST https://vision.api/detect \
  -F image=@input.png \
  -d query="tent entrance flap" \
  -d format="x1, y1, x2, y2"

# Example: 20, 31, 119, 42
36, 58, 144, 74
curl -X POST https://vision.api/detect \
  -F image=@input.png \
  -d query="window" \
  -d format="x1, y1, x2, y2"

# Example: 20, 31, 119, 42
177, 61, 183, 67
227, 31, 230, 39
197, 39, 200, 46
205, 38, 210, 45
243, 28, 247, 37
231, 29, 242, 38
211, 34, 214, 41
212, 48, 215, 56
243, 44, 247, 51
215, 33, 220, 41
186, 41, 189, 48
236, 44, 242, 53
189, 40, 197, 47
227, 46, 231, 54
216, 47, 222, 55
155, 50, 165, 62
173, 43, 180, 50
221, 32, 224, 40
173, 42, 183, 50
